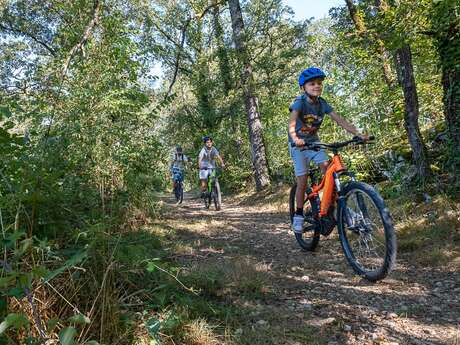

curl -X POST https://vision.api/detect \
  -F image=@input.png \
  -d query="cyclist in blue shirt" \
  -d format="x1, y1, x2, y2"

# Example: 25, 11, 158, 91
289, 67, 368, 233
170, 145, 189, 192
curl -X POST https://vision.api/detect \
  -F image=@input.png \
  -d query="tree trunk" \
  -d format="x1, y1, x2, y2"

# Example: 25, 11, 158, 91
194, 19, 214, 128
394, 45, 431, 180
213, 6, 232, 93
212, 5, 242, 157
433, 0, 460, 161
228, 0, 270, 190
345, 0, 365, 32
345, 0, 395, 88
441, 60, 460, 157
345, 0, 431, 181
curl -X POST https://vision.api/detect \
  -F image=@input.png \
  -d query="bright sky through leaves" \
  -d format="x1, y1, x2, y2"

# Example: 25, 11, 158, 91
282, 0, 344, 20
151, 0, 345, 83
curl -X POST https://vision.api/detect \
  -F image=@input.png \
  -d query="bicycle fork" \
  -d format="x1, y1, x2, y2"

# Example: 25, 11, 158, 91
335, 172, 359, 230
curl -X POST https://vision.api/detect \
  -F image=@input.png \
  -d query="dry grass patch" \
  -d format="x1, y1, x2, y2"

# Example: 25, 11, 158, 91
171, 218, 227, 235
181, 319, 230, 345
184, 257, 272, 298
230, 185, 291, 208
394, 195, 460, 269
172, 241, 196, 256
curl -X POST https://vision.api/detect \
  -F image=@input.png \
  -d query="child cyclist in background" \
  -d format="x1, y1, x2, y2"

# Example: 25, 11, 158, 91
170, 145, 189, 192
289, 67, 368, 233
198, 136, 225, 198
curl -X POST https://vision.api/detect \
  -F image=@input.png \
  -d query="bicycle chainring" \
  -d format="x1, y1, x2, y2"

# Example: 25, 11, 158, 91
320, 214, 337, 236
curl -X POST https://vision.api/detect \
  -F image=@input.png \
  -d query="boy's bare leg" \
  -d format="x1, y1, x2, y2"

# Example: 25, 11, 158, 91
296, 174, 307, 210
296, 161, 328, 212
319, 161, 329, 174
200, 179, 207, 195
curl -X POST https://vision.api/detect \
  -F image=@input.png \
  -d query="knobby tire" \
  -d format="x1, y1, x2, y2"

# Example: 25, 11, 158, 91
289, 184, 320, 251
213, 181, 221, 211
337, 181, 397, 281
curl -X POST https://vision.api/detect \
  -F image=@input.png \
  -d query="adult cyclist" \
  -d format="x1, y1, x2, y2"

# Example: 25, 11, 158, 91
198, 136, 225, 198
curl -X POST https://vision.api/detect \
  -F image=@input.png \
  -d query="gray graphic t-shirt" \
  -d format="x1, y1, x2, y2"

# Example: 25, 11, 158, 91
288, 94, 334, 144
198, 147, 219, 169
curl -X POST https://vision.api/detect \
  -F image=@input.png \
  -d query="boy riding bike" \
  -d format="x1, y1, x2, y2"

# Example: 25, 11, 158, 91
170, 145, 189, 192
289, 67, 368, 233
198, 136, 225, 198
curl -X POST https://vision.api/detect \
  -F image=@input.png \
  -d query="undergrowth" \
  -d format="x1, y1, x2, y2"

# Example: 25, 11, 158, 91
3, 177, 459, 344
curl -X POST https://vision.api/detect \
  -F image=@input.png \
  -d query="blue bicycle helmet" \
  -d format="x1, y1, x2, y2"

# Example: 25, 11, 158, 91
298, 67, 326, 87
202, 135, 212, 143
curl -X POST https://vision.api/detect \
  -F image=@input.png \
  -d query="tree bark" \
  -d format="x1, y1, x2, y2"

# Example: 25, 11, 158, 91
394, 45, 431, 180
212, 6, 242, 157
344, 0, 395, 88
345, 0, 431, 181
228, 0, 270, 190
433, 0, 460, 160
62, 0, 101, 77
213, 6, 232, 93
441, 59, 460, 156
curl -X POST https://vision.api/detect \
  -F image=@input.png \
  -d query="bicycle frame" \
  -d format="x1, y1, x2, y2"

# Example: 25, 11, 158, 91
306, 154, 347, 217
207, 169, 217, 193
290, 136, 396, 281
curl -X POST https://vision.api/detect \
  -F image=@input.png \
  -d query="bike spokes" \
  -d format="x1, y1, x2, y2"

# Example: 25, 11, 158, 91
289, 184, 320, 251
342, 188, 389, 275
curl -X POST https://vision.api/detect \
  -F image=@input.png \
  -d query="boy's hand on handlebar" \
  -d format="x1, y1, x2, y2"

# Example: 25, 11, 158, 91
294, 138, 305, 147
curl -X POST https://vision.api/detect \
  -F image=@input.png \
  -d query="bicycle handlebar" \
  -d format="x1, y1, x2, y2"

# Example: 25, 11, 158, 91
291, 136, 375, 151
198, 167, 223, 170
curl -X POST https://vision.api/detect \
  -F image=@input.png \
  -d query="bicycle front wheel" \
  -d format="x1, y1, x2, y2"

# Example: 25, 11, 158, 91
289, 184, 320, 251
338, 181, 396, 281
213, 181, 222, 211
204, 193, 211, 209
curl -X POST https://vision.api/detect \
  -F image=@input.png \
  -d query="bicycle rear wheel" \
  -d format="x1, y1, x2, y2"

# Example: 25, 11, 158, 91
289, 184, 320, 251
178, 183, 183, 204
338, 181, 397, 281
174, 183, 181, 202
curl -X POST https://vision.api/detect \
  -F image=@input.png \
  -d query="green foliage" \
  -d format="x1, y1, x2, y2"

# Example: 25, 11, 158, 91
0, 0, 459, 342
59, 327, 77, 345
0, 313, 29, 334
145, 317, 161, 343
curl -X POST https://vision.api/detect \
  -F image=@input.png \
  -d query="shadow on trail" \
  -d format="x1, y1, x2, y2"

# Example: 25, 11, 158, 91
160, 192, 460, 344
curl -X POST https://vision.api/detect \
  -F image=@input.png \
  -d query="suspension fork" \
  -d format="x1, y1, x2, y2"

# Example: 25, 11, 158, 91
336, 171, 356, 227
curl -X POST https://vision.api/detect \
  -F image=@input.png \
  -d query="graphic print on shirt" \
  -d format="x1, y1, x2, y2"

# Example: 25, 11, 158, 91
300, 113, 322, 134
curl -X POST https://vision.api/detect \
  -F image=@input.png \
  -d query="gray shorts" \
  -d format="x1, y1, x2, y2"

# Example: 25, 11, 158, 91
289, 145, 329, 177
199, 168, 212, 180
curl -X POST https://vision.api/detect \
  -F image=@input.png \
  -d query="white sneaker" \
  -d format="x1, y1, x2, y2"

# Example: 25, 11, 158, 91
292, 214, 305, 234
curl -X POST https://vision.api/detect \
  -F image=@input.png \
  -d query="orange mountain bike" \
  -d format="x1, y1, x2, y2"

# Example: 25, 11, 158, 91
289, 137, 397, 281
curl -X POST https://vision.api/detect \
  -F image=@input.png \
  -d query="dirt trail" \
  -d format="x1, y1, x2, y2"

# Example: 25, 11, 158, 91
162, 192, 460, 345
